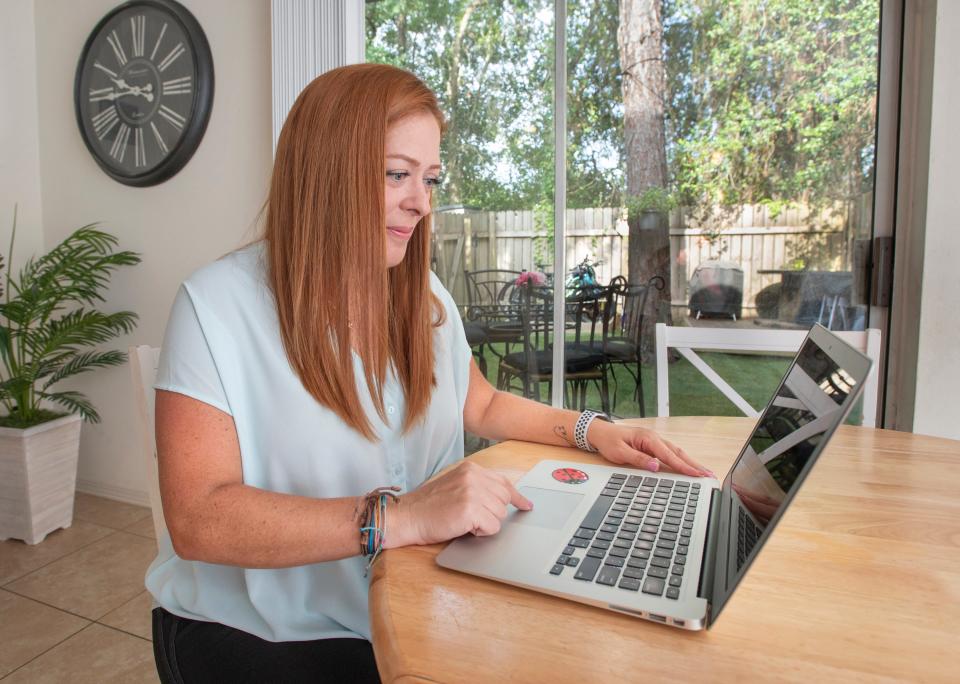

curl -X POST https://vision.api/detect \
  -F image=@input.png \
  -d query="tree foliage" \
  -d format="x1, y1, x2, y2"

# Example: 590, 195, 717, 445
664, 0, 879, 216
366, 0, 879, 217
367, 0, 555, 210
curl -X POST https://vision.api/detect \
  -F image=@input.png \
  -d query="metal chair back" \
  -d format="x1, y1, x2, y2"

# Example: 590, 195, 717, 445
604, 275, 666, 356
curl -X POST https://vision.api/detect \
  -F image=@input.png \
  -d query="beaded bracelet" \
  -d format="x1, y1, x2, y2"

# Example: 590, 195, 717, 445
355, 486, 401, 576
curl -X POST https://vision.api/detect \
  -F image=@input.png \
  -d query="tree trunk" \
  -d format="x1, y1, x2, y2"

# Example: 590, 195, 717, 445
443, 0, 483, 204
618, 0, 672, 326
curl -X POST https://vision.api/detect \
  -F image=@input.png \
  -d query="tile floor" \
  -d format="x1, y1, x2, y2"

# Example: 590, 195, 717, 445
0, 493, 160, 682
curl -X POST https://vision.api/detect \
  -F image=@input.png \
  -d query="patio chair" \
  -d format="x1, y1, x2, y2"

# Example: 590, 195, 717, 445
463, 269, 524, 372
654, 324, 881, 427
496, 282, 610, 412
600, 274, 666, 416
462, 320, 489, 376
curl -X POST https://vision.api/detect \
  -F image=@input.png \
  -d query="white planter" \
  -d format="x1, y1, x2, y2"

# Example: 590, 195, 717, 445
0, 414, 82, 545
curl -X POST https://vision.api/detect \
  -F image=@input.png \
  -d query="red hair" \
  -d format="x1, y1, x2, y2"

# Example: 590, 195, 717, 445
265, 64, 446, 440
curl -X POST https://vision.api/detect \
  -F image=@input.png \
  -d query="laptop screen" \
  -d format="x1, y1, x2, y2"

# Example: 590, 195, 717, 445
708, 327, 871, 623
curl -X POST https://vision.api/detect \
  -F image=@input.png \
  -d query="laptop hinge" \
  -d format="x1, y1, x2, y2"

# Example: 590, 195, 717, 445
697, 487, 722, 603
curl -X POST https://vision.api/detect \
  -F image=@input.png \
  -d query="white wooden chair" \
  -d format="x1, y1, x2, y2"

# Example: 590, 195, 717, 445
654, 324, 881, 427
128, 345, 166, 545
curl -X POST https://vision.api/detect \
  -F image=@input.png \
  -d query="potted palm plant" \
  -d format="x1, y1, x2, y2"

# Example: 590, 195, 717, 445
0, 210, 140, 544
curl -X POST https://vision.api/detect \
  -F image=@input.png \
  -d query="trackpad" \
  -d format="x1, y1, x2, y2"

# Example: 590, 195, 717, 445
507, 487, 584, 530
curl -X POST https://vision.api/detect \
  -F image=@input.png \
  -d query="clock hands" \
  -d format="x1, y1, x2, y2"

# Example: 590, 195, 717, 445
106, 76, 155, 102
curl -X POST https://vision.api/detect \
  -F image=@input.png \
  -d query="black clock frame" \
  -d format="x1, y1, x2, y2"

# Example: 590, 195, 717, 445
73, 0, 214, 187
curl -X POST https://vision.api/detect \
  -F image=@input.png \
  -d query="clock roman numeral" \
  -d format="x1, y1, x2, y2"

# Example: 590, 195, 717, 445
130, 15, 146, 57
162, 76, 192, 96
151, 22, 168, 61
109, 123, 132, 163
150, 122, 169, 155
89, 87, 115, 103
92, 106, 119, 139
107, 29, 128, 66
93, 61, 118, 79
158, 105, 186, 131
158, 43, 185, 72
134, 127, 147, 167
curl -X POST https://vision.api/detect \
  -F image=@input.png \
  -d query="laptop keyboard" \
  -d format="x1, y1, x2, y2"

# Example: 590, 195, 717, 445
550, 474, 700, 600
736, 506, 760, 571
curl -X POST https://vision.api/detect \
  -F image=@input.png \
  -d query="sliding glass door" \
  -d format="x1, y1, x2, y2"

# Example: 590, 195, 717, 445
366, 0, 891, 438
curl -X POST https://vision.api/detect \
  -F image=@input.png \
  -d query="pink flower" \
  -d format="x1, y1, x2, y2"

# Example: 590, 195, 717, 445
515, 270, 547, 287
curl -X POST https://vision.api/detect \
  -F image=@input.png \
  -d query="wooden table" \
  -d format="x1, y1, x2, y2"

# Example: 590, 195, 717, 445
369, 417, 960, 683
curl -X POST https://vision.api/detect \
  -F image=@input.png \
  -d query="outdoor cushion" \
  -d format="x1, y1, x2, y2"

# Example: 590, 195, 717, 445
502, 348, 605, 374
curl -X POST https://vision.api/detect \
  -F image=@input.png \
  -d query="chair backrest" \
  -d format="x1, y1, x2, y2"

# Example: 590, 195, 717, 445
128, 345, 166, 545
516, 283, 554, 372
605, 275, 665, 353
565, 284, 609, 348
654, 324, 881, 427
464, 269, 522, 307
514, 284, 610, 375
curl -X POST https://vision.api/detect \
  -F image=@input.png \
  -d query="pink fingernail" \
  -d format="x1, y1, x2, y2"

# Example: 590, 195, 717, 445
647, 459, 660, 472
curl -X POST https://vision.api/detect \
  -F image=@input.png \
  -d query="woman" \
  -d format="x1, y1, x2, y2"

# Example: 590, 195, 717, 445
147, 63, 708, 683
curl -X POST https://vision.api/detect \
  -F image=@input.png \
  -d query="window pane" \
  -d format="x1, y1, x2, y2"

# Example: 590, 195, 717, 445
366, 1, 556, 453
367, 1, 883, 431
565, 0, 881, 422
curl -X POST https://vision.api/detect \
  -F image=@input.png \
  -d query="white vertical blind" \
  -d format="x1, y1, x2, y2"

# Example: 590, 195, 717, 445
271, 0, 365, 153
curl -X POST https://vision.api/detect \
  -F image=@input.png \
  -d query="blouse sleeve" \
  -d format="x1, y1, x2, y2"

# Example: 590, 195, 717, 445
155, 284, 233, 416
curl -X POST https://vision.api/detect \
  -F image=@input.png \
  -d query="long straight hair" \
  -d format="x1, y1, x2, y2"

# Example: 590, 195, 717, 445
265, 64, 446, 440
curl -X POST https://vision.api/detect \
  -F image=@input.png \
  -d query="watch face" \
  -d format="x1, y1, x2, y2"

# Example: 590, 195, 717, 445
75, 0, 213, 186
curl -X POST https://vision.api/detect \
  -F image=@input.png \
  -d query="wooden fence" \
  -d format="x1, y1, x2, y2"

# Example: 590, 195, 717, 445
432, 195, 872, 314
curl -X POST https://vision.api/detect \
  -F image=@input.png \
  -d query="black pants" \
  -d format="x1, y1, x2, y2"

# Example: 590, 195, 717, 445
152, 607, 381, 684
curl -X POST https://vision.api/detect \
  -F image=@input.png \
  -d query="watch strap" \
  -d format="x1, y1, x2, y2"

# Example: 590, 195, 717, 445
573, 410, 611, 453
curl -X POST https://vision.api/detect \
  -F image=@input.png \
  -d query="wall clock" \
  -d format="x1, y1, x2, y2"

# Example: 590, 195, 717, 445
74, 0, 214, 187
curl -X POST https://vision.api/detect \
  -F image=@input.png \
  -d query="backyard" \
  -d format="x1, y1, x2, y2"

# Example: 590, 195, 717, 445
466, 339, 864, 453
474, 341, 791, 418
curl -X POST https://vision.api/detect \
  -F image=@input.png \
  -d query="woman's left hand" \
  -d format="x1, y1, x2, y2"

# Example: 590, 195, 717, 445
587, 421, 714, 478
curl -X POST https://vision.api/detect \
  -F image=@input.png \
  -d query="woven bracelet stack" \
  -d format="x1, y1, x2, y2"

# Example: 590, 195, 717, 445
356, 486, 401, 577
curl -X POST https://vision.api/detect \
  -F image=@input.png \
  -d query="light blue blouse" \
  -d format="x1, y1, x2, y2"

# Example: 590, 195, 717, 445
145, 241, 472, 642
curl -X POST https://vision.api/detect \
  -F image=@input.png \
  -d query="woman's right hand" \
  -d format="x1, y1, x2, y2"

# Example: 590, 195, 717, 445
385, 461, 533, 548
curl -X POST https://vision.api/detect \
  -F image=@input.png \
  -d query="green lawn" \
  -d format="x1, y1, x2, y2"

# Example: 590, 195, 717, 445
477, 342, 791, 417
466, 339, 864, 455
475, 342, 864, 423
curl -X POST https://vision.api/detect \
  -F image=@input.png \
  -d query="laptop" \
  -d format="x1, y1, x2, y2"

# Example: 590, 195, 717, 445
437, 324, 872, 630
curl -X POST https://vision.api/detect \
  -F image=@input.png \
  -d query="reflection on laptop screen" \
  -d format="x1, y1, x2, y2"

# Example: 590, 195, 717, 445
723, 336, 859, 588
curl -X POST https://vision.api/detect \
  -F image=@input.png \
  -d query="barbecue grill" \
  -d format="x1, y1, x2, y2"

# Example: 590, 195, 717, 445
688, 260, 744, 320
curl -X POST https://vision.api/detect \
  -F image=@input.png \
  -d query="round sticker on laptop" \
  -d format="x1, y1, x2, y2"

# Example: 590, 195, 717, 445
552, 467, 589, 484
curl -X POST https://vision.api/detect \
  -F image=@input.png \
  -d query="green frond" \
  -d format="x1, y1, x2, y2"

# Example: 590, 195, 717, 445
23, 310, 139, 360
0, 325, 11, 367
1, 376, 33, 401
9, 226, 141, 318
2, 224, 140, 422
41, 350, 128, 389
36, 389, 100, 423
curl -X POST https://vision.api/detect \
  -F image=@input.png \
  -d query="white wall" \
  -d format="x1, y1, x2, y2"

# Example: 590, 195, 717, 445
31, 0, 272, 503
911, 0, 960, 440
0, 0, 45, 272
